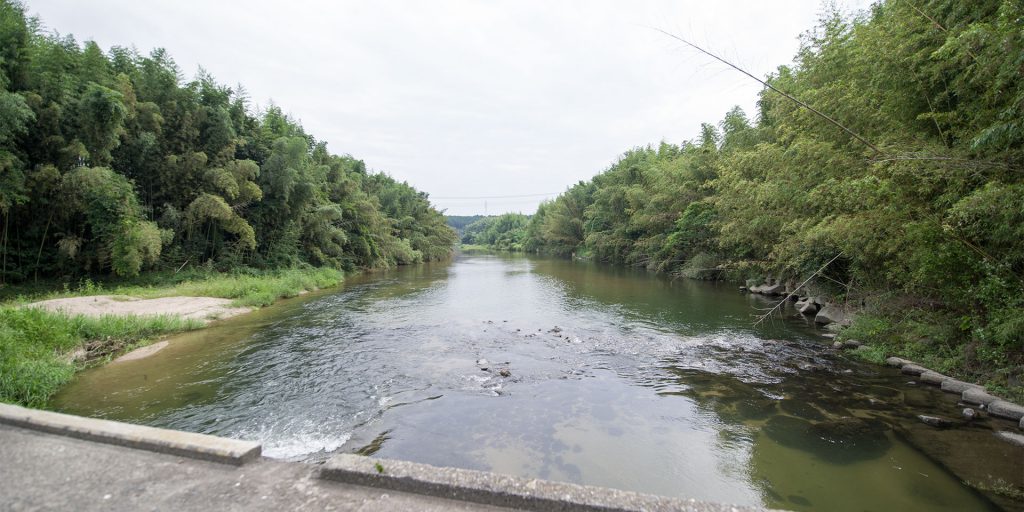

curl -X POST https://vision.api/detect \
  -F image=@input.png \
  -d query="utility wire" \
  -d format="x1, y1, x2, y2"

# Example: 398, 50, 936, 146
431, 192, 561, 200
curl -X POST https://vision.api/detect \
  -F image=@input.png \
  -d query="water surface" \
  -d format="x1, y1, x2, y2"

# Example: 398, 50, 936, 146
54, 253, 1020, 511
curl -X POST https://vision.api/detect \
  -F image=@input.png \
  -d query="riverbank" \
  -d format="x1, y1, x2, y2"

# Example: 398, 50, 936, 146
0, 267, 344, 408
740, 277, 1024, 405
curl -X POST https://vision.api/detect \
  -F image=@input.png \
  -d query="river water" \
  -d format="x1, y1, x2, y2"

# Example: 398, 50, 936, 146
53, 253, 1022, 511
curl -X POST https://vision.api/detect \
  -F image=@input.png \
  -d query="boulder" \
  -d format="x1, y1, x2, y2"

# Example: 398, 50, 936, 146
919, 371, 947, 385
940, 379, 983, 394
832, 341, 843, 349
962, 388, 999, 406
798, 301, 819, 315
900, 364, 927, 376
918, 415, 954, 428
962, 408, 977, 421
997, 431, 1024, 447
755, 283, 785, 296
988, 401, 1024, 421
843, 339, 862, 349
814, 305, 852, 325
885, 357, 908, 368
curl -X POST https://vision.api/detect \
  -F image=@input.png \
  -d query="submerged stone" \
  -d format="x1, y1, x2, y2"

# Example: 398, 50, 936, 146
918, 415, 954, 428
762, 415, 891, 465
779, 399, 826, 421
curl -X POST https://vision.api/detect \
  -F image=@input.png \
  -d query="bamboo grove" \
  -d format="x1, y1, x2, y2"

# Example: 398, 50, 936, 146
478, 1, 1024, 390
0, 1, 456, 284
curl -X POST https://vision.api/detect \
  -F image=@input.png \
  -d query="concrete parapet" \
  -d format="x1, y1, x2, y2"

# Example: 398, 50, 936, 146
0, 402, 260, 465
321, 453, 775, 512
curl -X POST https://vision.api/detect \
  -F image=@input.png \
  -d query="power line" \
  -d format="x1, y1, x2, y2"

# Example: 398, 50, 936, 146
430, 192, 560, 200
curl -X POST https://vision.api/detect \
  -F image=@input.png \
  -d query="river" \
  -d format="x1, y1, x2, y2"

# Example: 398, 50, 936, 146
53, 253, 1022, 511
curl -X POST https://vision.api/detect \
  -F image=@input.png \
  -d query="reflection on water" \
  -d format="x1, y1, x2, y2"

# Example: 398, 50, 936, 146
53, 253, 1019, 511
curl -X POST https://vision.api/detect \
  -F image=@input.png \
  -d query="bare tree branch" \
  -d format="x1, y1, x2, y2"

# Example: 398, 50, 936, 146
754, 252, 845, 326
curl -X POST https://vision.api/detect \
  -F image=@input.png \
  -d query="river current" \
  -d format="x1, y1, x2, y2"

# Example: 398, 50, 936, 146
54, 253, 1021, 511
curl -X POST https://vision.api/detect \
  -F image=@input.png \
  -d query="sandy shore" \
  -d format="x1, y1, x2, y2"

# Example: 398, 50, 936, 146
25, 295, 253, 362
27, 295, 251, 323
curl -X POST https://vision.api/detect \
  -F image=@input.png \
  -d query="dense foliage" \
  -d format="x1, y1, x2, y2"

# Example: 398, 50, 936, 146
516, 0, 1023, 391
0, 0, 455, 284
459, 213, 530, 250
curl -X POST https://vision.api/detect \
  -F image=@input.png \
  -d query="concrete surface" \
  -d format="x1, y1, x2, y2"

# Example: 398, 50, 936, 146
0, 403, 260, 465
0, 425, 507, 512
322, 454, 773, 512
0, 403, 776, 511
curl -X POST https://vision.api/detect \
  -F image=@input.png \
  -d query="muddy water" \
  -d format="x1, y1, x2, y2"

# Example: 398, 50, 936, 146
53, 253, 1022, 511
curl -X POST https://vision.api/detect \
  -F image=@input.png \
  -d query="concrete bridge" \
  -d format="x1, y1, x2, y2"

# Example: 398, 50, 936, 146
0, 403, 772, 511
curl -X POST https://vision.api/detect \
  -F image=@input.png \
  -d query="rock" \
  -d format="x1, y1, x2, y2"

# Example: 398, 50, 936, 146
962, 408, 977, 421
842, 340, 862, 349
962, 388, 999, 406
1020, 417, 1023, 430
900, 364, 927, 376
919, 371, 947, 385
988, 400, 1024, 421
798, 301, 819, 315
832, 341, 843, 349
756, 283, 785, 296
762, 416, 890, 464
918, 415, 954, 428
739, 286, 749, 292
997, 431, 1024, 447
885, 357, 908, 368
794, 301, 819, 313
814, 305, 851, 325
498, 368, 511, 378
940, 379, 983, 394
745, 279, 760, 289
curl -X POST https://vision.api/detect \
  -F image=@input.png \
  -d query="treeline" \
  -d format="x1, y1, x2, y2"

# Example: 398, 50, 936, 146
460, 213, 530, 250
496, 1, 1022, 387
0, 0, 455, 284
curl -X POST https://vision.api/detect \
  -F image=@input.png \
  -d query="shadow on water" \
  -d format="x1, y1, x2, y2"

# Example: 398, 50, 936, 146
53, 253, 1021, 511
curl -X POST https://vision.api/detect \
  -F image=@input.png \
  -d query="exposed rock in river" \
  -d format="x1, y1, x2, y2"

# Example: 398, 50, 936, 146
962, 388, 999, 406
919, 371, 947, 385
940, 379, 982, 394
988, 400, 1024, 421
900, 364, 927, 376
813, 305, 853, 326
918, 415, 954, 428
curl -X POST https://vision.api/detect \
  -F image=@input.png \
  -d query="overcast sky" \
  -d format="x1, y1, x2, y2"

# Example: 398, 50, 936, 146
28, 0, 869, 215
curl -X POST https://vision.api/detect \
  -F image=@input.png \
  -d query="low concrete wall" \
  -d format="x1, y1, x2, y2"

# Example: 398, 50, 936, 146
321, 453, 775, 512
0, 402, 260, 465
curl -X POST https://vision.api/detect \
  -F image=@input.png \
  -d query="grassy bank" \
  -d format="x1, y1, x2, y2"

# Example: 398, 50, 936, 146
0, 266, 346, 407
92, 267, 345, 307
840, 308, 1023, 404
0, 307, 201, 407
3, 267, 345, 308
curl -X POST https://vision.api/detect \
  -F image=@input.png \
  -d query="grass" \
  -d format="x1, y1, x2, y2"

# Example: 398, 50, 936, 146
2, 267, 345, 308
110, 267, 345, 307
0, 306, 202, 407
0, 266, 346, 407
841, 311, 1024, 404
